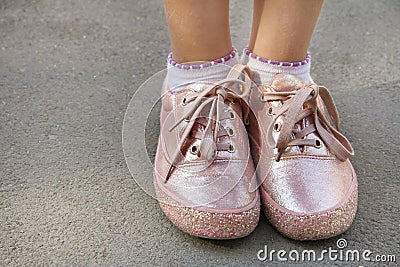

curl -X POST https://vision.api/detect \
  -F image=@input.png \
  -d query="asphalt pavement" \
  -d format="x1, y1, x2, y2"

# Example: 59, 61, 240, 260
1, 0, 399, 266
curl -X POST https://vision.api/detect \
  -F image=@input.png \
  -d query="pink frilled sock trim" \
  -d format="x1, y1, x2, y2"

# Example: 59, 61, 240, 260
168, 48, 237, 70
243, 47, 311, 67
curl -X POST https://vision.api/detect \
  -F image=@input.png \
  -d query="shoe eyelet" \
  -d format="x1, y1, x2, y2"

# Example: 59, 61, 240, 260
228, 143, 235, 153
273, 122, 281, 132
315, 139, 323, 148
229, 111, 235, 120
227, 127, 234, 137
184, 117, 190, 122
190, 145, 199, 155
267, 107, 274, 116
182, 97, 187, 106
260, 94, 267, 102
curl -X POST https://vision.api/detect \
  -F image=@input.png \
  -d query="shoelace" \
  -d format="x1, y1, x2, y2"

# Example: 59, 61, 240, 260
261, 84, 354, 161
165, 65, 253, 182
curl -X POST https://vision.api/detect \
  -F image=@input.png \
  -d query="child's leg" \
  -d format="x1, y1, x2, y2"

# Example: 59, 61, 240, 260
163, 0, 239, 90
245, 0, 358, 241
164, 0, 232, 62
155, 1, 261, 240
243, 0, 324, 84
249, 0, 323, 61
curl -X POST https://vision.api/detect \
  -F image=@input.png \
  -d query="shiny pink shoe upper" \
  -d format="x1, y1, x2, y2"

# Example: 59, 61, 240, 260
249, 73, 357, 213
154, 65, 258, 212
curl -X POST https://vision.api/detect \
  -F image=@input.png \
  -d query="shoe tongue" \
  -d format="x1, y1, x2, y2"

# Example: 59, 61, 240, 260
269, 73, 306, 92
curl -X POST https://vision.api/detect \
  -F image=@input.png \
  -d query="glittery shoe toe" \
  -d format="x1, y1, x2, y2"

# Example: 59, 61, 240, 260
260, 161, 357, 240
249, 73, 358, 240
154, 65, 260, 239
155, 178, 260, 239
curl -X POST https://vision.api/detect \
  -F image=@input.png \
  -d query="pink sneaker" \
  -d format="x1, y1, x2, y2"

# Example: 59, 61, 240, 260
249, 73, 358, 240
154, 65, 260, 239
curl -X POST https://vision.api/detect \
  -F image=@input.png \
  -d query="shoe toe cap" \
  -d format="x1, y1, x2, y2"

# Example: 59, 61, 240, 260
263, 157, 357, 213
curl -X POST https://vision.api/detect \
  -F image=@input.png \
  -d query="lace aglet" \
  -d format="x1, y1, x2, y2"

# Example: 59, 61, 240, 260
165, 165, 175, 183
169, 122, 181, 133
275, 149, 283, 162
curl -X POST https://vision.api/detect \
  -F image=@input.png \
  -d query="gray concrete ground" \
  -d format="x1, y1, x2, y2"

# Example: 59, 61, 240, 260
1, 0, 399, 266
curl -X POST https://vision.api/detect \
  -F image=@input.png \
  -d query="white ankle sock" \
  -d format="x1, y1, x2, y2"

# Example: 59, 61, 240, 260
166, 48, 239, 91
241, 48, 311, 85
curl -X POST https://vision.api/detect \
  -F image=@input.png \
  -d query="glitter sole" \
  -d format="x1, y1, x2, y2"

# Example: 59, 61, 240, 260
158, 199, 260, 239
154, 172, 261, 239
260, 183, 358, 240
